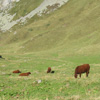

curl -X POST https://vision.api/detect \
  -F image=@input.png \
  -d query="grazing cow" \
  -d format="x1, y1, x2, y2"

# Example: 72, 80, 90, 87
19, 72, 31, 76
13, 70, 21, 73
74, 64, 90, 78
47, 67, 51, 73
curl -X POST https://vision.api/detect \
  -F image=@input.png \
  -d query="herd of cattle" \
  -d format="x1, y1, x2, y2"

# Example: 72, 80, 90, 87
13, 70, 31, 76
0, 55, 90, 78
12, 64, 90, 78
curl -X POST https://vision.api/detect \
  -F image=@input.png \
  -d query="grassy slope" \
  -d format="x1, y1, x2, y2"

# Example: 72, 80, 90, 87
0, 0, 100, 100
9, 0, 43, 20
1, 0, 100, 55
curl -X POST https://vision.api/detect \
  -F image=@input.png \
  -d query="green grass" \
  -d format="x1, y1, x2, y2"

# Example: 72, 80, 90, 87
0, 0, 100, 99
0, 53, 100, 100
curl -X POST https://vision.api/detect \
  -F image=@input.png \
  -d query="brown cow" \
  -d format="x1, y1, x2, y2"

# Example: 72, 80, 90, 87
13, 70, 21, 73
19, 72, 31, 76
47, 67, 51, 73
74, 64, 90, 78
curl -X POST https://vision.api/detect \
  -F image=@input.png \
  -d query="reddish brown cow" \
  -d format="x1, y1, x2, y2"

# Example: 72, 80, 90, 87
47, 67, 51, 73
13, 70, 21, 73
19, 72, 31, 76
74, 64, 90, 78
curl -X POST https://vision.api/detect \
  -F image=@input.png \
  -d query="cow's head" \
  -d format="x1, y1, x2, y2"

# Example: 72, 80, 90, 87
27, 72, 31, 74
74, 74, 77, 78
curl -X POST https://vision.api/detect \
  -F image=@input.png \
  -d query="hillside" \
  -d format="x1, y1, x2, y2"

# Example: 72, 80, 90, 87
8, 0, 43, 20
0, 0, 100, 56
0, 0, 68, 31
1, 0, 100, 100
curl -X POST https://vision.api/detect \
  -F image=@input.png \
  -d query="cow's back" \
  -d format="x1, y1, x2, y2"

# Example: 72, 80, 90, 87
76, 64, 90, 74
19, 73, 28, 76
83, 64, 90, 71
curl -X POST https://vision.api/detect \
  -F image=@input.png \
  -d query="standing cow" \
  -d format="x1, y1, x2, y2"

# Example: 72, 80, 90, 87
74, 64, 90, 78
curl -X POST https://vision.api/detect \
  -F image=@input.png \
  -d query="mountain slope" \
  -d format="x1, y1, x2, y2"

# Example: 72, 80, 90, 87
9, 0, 44, 20
0, 0, 100, 55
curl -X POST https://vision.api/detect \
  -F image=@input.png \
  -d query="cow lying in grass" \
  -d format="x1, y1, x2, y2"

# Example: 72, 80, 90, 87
13, 70, 21, 73
19, 72, 31, 76
74, 64, 90, 78
0, 55, 2, 58
47, 67, 55, 73
0, 55, 5, 59
47, 67, 51, 73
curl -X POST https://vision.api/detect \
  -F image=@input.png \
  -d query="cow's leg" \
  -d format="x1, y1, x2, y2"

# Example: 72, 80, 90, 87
80, 74, 81, 78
